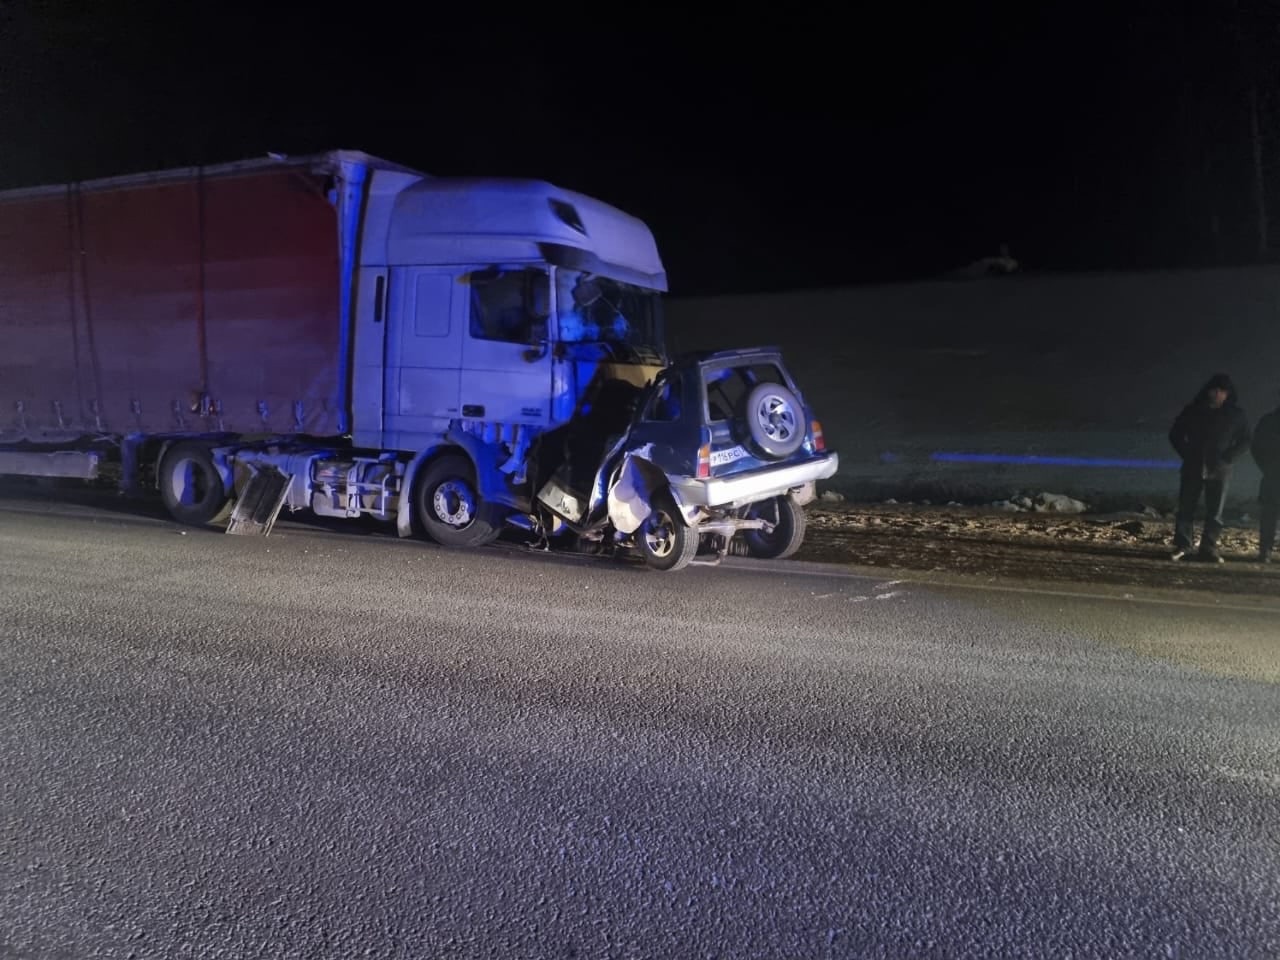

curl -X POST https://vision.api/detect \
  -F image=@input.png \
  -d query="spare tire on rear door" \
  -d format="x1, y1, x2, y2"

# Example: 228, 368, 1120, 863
740, 381, 805, 460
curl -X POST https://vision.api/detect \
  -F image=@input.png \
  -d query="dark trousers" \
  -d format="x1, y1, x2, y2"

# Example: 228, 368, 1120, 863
1261, 499, 1279, 556
1175, 468, 1229, 552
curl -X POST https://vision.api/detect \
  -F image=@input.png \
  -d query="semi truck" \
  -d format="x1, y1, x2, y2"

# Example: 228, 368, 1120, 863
0, 150, 838, 571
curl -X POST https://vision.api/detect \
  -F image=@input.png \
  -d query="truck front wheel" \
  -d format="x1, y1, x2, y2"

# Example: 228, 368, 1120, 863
158, 442, 232, 526
415, 454, 503, 548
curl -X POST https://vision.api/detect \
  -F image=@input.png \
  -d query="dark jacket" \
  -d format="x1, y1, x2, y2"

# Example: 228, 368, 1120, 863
1251, 407, 1280, 502
1169, 375, 1251, 475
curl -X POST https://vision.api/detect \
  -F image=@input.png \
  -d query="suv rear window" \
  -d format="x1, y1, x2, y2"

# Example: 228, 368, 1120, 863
704, 364, 787, 422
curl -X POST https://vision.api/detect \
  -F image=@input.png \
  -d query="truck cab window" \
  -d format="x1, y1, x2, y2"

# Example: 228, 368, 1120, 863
469, 268, 549, 344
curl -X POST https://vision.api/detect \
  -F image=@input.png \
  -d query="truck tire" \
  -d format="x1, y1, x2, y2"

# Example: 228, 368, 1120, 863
740, 381, 805, 460
743, 494, 806, 560
415, 454, 504, 548
158, 442, 232, 526
637, 490, 700, 572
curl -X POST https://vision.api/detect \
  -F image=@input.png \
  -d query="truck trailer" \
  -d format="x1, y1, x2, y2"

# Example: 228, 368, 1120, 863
0, 150, 837, 571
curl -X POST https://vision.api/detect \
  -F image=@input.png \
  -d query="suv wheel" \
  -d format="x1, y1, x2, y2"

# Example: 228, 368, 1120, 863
743, 495, 806, 560
638, 491, 700, 572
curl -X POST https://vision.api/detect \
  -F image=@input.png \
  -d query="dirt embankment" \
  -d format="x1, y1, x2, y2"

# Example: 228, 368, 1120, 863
796, 502, 1280, 598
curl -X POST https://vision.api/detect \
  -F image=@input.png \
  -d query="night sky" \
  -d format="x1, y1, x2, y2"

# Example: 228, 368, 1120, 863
1, 3, 1276, 296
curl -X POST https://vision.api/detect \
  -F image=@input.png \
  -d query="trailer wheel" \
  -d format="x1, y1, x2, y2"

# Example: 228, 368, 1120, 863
637, 490, 700, 572
743, 494, 806, 560
415, 454, 503, 548
158, 442, 232, 526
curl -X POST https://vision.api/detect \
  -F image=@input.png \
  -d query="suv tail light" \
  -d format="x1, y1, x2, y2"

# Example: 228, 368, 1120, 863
697, 427, 712, 478
811, 420, 826, 452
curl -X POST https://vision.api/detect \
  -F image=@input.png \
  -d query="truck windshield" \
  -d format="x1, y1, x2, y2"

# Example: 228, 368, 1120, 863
555, 270, 664, 361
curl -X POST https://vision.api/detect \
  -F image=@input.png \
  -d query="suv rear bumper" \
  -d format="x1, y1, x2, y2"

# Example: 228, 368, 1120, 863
671, 452, 839, 509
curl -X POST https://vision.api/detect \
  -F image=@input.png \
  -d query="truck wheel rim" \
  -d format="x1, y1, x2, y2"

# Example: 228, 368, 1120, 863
432, 480, 475, 528
756, 393, 797, 443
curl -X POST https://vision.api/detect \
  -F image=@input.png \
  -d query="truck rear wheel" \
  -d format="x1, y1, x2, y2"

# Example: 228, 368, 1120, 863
158, 442, 232, 526
415, 454, 503, 548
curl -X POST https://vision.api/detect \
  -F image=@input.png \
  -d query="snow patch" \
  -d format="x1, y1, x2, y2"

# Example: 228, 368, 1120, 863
990, 500, 1026, 512
1032, 492, 1089, 514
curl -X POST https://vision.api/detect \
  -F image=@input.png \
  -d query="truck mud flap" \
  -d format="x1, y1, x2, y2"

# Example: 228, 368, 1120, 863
226, 467, 291, 536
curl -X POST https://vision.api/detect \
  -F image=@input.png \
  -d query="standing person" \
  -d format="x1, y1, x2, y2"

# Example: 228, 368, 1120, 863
1250, 396, 1280, 563
1167, 373, 1251, 562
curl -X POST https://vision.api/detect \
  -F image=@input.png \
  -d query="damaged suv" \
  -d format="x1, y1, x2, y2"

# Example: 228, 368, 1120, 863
532, 347, 838, 571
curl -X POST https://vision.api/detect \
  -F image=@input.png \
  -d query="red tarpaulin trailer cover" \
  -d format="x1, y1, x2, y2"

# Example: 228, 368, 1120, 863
0, 162, 344, 441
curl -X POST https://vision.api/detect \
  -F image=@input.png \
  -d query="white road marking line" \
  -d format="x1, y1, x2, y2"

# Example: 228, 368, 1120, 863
916, 579, 1280, 615
1215, 766, 1280, 789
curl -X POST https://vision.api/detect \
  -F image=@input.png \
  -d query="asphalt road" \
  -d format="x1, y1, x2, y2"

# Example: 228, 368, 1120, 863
1, 495, 1278, 959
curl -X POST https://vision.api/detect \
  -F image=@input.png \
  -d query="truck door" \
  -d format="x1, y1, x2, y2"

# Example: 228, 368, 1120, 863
459, 267, 553, 427
382, 267, 465, 447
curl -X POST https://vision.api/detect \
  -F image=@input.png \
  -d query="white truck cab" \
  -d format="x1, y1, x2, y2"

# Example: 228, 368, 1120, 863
353, 173, 668, 450
285, 160, 679, 547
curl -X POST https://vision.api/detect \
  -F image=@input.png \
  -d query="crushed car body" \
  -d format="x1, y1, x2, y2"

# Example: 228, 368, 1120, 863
532, 347, 838, 571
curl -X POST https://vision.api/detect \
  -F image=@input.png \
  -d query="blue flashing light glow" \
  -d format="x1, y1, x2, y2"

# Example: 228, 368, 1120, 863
930, 451, 1181, 470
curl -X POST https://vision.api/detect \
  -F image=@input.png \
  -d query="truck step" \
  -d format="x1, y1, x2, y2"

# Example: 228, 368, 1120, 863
226, 467, 291, 536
